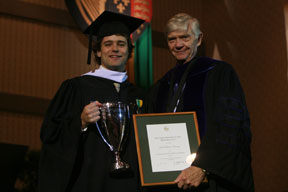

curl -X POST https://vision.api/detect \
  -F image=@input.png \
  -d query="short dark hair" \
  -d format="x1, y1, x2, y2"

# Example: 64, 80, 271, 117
92, 34, 134, 64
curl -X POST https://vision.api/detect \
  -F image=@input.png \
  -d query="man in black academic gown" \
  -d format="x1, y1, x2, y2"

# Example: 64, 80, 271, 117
38, 11, 145, 192
145, 13, 254, 192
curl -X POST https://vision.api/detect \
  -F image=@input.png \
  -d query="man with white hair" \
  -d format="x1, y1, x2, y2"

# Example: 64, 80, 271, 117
145, 13, 254, 192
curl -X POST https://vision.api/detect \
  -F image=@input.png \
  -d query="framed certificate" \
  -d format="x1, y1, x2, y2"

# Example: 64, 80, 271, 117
133, 112, 200, 186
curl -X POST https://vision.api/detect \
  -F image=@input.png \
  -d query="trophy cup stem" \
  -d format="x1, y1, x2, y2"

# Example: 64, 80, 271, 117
111, 152, 130, 173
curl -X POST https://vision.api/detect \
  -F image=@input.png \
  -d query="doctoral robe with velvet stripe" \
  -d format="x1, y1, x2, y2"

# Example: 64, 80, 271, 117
38, 75, 144, 192
144, 57, 254, 192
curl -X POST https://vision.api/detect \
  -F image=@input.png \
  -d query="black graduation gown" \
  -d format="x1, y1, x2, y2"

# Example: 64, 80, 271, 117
38, 75, 144, 192
144, 57, 254, 192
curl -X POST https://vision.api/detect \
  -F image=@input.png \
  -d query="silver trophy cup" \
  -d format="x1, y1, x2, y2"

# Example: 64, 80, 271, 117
97, 102, 130, 173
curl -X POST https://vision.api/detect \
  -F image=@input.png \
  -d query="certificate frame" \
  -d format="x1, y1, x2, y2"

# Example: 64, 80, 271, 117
133, 112, 200, 186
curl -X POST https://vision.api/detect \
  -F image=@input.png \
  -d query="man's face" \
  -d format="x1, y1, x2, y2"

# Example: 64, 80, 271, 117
167, 28, 202, 64
97, 35, 129, 72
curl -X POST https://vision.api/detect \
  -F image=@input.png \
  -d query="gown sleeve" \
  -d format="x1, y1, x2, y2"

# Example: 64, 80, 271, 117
143, 71, 171, 114
38, 79, 84, 192
143, 82, 161, 113
192, 63, 254, 192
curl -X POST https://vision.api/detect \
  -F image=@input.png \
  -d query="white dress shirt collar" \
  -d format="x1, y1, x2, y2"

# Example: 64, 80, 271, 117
82, 66, 128, 83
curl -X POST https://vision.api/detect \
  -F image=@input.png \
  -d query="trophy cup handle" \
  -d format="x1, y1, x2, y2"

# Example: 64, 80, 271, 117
95, 122, 113, 151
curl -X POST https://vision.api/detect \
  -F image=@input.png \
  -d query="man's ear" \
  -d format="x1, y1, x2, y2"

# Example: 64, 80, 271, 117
97, 50, 101, 58
197, 33, 203, 46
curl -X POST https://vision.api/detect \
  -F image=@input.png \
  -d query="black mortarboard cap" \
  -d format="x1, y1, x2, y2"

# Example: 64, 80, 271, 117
85, 11, 144, 64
